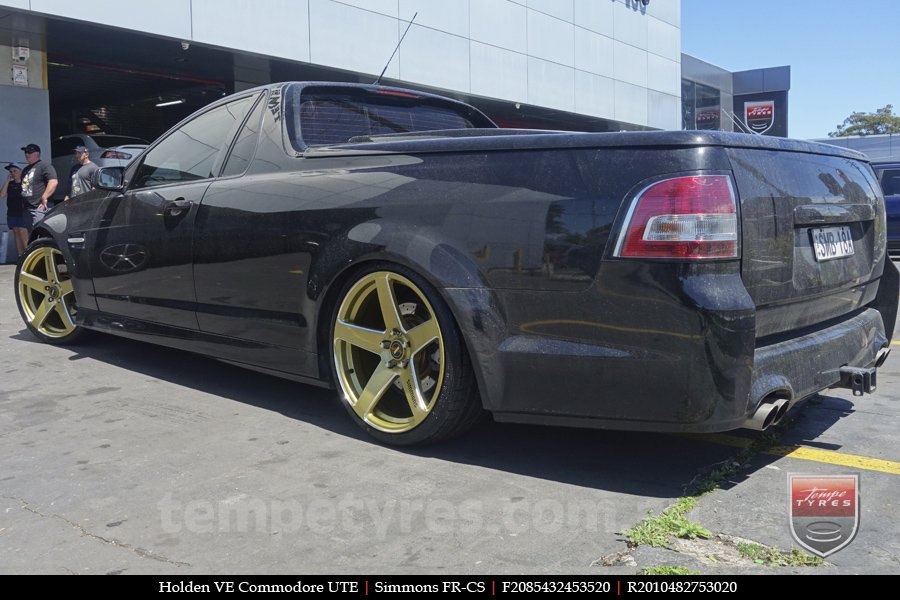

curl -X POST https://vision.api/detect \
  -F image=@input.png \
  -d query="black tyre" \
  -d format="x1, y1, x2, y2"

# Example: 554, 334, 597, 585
329, 263, 481, 446
15, 238, 84, 345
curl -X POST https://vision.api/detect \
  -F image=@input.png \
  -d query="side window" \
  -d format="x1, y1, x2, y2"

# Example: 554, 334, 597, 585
221, 93, 266, 177
880, 169, 900, 196
132, 96, 255, 189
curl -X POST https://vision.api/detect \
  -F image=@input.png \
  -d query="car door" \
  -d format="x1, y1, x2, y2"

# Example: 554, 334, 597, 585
191, 90, 322, 377
88, 94, 259, 329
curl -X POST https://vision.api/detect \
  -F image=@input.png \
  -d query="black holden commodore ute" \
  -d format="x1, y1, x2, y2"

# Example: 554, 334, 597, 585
14, 82, 898, 445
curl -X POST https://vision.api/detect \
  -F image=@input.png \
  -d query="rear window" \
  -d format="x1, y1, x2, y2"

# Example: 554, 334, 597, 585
287, 85, 493, 148
91, 135, 148, 148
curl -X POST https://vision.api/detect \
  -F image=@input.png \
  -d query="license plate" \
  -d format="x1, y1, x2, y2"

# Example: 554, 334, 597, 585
811, 226, 854, 262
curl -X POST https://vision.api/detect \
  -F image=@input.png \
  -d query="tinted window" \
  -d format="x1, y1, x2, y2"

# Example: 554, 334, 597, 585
288, 86, 492, 147
132, 96, 255, 189
880, 169, 900, 196
221, 93, 266, 177
681, 81, 721, 130
51, 137, 84, 158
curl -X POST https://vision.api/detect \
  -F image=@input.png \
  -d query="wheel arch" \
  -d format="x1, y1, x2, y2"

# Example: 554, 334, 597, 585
24, 213, 96, 313
311, 237, 508, 413
28, 225, 54, 244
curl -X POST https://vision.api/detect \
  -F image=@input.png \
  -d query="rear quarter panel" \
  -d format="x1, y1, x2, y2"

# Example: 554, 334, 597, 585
290, 145, 740, 421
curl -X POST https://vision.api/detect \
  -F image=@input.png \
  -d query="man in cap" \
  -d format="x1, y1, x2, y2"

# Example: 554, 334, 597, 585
64, 145, 99, 201
19, 143, 58, 227
1, 162, 28, 256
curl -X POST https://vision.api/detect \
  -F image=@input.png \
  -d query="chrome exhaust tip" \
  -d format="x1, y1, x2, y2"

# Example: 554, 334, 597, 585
875, 347, 891, 368
745, 400, 780, 431
770, 398, 790, 425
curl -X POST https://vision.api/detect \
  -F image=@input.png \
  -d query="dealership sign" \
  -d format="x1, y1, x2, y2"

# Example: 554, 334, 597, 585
744, 100, 775, 134
788, 474, 859, 557
695, 107, 720, 129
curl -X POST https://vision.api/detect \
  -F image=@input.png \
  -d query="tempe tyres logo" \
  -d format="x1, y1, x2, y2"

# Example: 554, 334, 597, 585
744, 100, 775, 134
788, 474, 859, 557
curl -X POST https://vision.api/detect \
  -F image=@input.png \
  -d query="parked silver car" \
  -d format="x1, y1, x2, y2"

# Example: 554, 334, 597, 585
51, 134, 148, 199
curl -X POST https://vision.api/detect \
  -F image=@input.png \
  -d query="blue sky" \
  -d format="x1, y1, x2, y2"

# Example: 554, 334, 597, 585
681, 0, 899, 139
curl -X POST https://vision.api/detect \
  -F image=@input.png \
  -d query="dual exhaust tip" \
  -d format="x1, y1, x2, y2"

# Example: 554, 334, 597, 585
745, 397, 790, 431
745, 352, 889, 431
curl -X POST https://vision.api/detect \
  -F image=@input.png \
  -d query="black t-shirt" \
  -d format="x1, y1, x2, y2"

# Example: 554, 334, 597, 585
5, 180, 24, 217
20, 160, 58, 207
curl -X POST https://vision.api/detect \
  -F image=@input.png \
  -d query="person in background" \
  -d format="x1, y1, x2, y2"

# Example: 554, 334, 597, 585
1, 162, 28, 256
19, 143, 57, 227
64, 145, 98, 201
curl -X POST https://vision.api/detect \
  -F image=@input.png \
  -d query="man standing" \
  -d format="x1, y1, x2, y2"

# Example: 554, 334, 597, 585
19, 143, 58, 227
64, 145, 98, 201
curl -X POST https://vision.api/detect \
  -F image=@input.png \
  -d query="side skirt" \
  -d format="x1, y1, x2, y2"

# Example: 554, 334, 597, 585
77, 308, 326, 386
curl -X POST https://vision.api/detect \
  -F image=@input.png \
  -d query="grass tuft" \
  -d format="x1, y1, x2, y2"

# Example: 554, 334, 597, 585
736, 542, 823, 567
625, 505, 712, 548
638, 566, 701, 576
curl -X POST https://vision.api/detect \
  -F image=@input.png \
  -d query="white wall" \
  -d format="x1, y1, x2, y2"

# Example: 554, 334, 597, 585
1, 41, 50, 170
0, 85, 50, 264
3, 0, 682, 129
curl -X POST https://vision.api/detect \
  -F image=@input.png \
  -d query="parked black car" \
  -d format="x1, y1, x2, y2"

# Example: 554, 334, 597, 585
14, 82, 898, 445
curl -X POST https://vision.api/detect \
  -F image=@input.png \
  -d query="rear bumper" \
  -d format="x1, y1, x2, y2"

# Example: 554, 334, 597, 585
750, 308, 887, 409
491, 308, 889, 433
474, 254, 898, 432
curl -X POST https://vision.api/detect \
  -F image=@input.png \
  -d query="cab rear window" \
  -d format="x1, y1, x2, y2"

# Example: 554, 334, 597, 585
286, 85, 493, 148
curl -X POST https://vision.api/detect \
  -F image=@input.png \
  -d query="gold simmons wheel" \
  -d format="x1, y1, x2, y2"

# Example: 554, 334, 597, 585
16, 240, 81, 343
333, 271, 445, 434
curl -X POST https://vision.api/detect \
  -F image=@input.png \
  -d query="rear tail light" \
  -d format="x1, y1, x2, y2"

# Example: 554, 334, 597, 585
614, 174, 738, 259
100, 150, 132, 160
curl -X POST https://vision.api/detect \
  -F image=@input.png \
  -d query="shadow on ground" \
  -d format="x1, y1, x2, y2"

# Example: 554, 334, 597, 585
8, 327, 859, 501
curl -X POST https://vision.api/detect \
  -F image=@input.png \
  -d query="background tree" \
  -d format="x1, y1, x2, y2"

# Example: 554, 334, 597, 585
829, 105, 900, 137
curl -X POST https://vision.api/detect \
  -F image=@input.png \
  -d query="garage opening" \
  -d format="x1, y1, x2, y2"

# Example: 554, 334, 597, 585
46, 19, 234, 143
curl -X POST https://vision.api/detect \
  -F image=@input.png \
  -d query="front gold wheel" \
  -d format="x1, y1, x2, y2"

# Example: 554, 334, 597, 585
16, 241, 81, 343
333, 271, 445, 434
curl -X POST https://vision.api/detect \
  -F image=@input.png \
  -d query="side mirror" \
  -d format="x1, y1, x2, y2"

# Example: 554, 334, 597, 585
94, 166, 125, 191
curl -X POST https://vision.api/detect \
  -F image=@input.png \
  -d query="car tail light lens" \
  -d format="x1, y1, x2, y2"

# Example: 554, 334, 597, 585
100, 150, 132, 160
615, 174, 738, 259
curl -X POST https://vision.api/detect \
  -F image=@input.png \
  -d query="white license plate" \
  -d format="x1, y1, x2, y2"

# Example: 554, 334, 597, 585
811, 226, 854, 262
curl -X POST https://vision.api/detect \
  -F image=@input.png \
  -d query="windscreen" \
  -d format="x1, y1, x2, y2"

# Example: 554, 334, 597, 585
288, 86, 493, 148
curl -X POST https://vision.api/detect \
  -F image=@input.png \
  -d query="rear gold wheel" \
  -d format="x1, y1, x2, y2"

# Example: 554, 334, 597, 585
16, 239, 82, 344
330, 264, 480, 445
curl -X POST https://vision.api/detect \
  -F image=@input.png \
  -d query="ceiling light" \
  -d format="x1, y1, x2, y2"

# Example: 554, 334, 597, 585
156, 98, 185, 107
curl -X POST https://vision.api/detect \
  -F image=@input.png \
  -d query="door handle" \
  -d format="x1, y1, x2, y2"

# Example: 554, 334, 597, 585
164, 198, 192, 216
